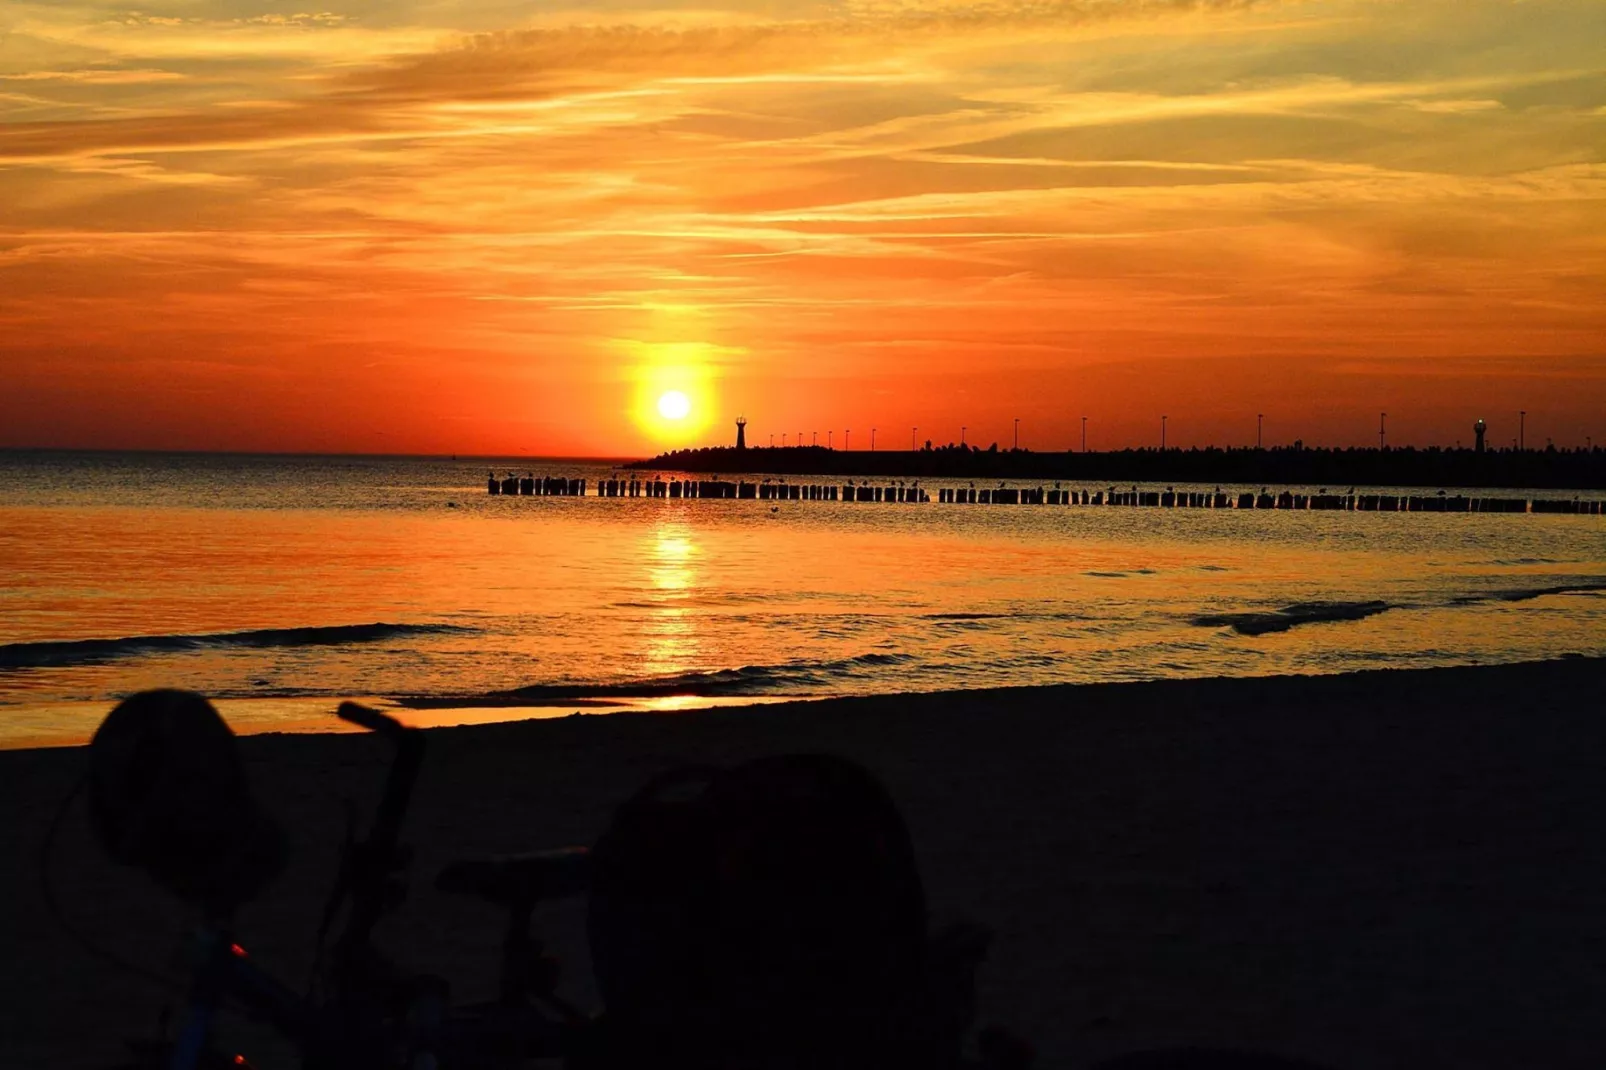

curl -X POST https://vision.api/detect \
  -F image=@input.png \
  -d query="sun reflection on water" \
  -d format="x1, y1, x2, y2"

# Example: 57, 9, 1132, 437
642, 522, 700, 677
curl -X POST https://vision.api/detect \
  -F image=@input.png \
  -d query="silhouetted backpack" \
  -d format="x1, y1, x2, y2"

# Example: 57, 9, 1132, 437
584, 753, 990, 1070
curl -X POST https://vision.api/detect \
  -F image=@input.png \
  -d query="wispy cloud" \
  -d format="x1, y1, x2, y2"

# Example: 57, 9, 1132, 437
0, 68, 186, 84
0, 0, 1602, 453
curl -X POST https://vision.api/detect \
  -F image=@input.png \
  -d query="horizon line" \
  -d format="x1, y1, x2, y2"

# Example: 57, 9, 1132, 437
2, 442, 1597, 461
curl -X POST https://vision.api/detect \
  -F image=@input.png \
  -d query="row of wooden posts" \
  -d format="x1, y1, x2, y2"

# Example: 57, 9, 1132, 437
488, 474, 930, 501
487, 475, 1604, 514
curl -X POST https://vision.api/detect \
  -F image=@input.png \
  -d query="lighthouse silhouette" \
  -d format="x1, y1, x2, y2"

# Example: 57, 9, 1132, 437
736, 415, 747, 451
1474, 418, 1487, 453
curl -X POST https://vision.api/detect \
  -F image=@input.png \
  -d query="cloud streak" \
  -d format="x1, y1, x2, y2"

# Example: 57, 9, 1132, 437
0, 0, 1602, 454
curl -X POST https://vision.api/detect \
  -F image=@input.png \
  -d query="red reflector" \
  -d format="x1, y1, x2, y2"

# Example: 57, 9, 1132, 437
230, 943, 248, 958
234, 1057, 247, 1066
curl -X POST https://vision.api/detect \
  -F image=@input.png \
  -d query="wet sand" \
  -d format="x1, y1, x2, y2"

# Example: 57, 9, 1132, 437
4, 658, 1605, 1068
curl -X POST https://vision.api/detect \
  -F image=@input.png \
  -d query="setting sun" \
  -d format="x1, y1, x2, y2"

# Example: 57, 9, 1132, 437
658, 391, 692, 421
629, 344, 723, 447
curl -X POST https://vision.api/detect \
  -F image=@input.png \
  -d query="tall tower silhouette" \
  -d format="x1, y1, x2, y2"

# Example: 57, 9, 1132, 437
1474, 418, 1486, 453
735, 416, 747, 450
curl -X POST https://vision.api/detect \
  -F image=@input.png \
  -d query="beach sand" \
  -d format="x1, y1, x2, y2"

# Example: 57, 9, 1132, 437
4, 659, 1605, 1068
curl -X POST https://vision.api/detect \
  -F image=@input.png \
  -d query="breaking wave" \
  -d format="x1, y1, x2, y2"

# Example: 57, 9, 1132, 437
1457, 581, 1606, 604
1193, 601, 1395, 636
396, 651, 919, 708
0, 622, 475, 671
1194, 581, 1606, 638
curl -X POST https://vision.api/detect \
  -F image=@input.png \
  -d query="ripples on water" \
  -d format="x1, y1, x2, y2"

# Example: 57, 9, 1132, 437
2, 451, 1604, 745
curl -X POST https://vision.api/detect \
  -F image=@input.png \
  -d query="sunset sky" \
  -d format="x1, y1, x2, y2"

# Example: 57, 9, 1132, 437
2, 0, 1602, 456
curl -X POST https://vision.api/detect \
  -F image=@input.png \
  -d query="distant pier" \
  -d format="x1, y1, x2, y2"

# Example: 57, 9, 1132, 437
623, 444, 1606, 492
484, 472, 1603, 515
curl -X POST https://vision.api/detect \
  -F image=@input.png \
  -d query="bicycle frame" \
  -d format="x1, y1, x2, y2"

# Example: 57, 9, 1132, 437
148, 702, 574, 1070
167, 927, 310, 1070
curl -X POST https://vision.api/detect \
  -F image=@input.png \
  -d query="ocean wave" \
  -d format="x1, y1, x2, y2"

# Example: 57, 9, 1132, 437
614, 592, 835, 610
1468, 581, 1606, 604
922, 612, 1011, 620
1193, 601, 1394, 636
0, 622, 475, 671
1193, 581, 1606, 638
396, 651, 919, 708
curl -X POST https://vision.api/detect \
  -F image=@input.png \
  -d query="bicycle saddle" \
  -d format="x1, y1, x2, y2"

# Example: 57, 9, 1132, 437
436, 847, 590, 909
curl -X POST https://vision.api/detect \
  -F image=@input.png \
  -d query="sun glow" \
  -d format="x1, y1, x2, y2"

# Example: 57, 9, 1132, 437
658, 390, 692, 420
629, 340, 729, 446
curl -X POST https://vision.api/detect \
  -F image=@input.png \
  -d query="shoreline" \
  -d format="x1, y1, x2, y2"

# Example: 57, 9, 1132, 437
0, 656, 1581, 755
2, 651, 1602, 753
0, 693, 803, 752
5, 657, 1606, 1067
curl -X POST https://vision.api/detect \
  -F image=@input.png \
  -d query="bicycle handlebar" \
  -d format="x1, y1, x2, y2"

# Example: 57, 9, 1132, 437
336, 701, 406, 738
328, 703, 425, 989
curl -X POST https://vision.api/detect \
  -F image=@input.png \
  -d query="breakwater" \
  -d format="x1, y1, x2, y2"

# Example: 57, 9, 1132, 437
626, 445, 1606, 490
488, 473, 1603, 514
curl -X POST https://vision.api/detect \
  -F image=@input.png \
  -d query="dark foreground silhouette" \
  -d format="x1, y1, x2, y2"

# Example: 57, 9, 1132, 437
7, 659, 1606, 1067
49, 690, 1343, 1069
74, 691, 1039, 1069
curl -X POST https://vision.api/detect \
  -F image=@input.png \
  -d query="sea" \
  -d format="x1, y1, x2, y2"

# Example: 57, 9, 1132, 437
3, 451, 1604, 748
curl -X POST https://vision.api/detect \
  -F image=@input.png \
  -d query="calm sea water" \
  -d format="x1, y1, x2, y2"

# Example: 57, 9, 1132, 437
3, 451, 1604, 747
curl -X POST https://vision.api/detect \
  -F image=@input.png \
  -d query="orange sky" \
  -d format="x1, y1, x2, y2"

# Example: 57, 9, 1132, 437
2, 0, 1602, 456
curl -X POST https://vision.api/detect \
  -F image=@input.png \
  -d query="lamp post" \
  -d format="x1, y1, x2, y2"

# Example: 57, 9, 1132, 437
846, 430, 851, 450
1519, 410, 1526, 450
1257, 413, 1263, 449
812, 431, 817, 447
1161, 415, 1167, 451
912, 426, 918, 451
871, 428, 876, 452
828, 431, 833, 449
1013, 418, 1020, 450
961, 425, 967, 446
1081, 416, 1087, 453
769, 434, 774, 447
1380, 412, 1386, 450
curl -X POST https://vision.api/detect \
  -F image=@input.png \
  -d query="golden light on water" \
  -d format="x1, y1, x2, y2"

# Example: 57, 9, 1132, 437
5, 476, 1606, 748
643, 522, 700, 678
